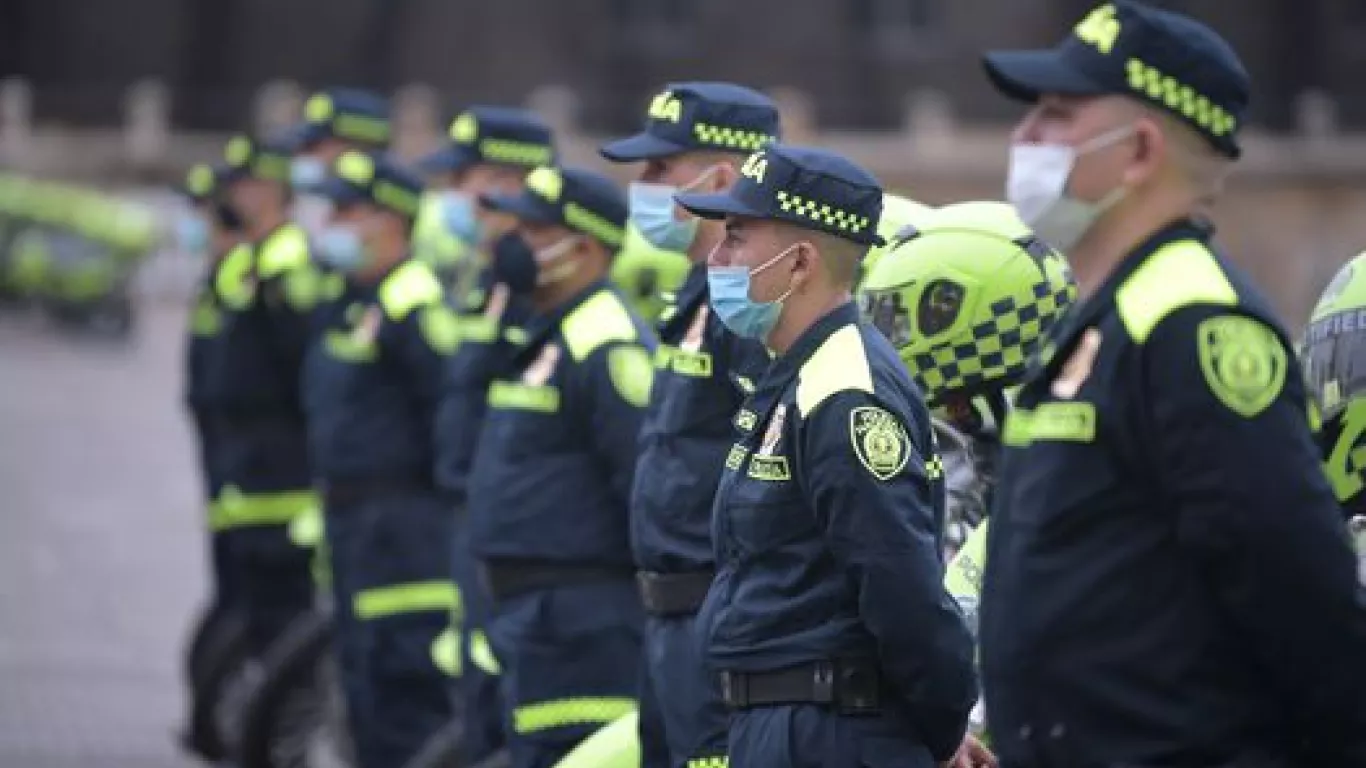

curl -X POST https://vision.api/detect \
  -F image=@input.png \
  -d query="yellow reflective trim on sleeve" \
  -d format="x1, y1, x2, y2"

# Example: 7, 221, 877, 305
551, 711, 641, 768
257, 225, 310, 279
190, 296, 222, 337
419, 305, 462, 354
607, 345, 654, 408
562, 289, 639, 362
209, 488, 319, 532
354, 580, 460, 621
470, 629, 502, 676
795, 325, 874, 417
460, 315, 500, 343
488, 381, 561, 413
287, 505, 325, 547
431, 628, 462, 677
324, 327, 379, 363
215, 244, 257, 309
282, 264, 325, 311
378, 260, 444, 321
1114, 240, 1237, 343
1002, 402, 1096, 447
513, 697, 637, 735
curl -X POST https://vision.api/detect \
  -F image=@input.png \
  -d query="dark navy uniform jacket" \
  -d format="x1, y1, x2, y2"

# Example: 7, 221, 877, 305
185, 264, 227, 498
201, 223, 331, 493
468, 281, 656, 566
303, 258, 459, 487
696, 302, 978, 761
981, 220, 1366, 767
629, 263, 767, 574
433, 270, 532, 506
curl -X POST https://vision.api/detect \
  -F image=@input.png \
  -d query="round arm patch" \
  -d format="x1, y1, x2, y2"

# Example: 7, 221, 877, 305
1195, 315, 1288, 418
849, 405, 913, 480
607, 345, 654, 408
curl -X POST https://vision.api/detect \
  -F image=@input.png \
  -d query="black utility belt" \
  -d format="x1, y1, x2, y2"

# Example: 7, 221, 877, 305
720, 659, 882, 714
481, 560, 635, 603
636, 570, 714, 616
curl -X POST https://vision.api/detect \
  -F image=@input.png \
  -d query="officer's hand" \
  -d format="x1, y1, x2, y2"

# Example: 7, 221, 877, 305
941, 734, 997, 768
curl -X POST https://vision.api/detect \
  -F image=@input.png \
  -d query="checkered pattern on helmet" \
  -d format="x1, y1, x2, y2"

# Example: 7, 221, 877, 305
910, 280, 1075, 397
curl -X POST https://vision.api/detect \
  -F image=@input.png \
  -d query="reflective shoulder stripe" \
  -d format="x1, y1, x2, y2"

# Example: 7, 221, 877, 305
378, 260, 444, 321
215, 244, 257, 308
794, 324, 874, 418
1114, 239, 1237, 343
257, 224, 310, 278
488, 381, 561, 413
562, 289, 639, 362
354, 580, 460, 621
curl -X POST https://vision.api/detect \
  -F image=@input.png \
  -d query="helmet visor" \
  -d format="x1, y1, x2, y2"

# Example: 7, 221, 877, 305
1301, 309, 1366, 416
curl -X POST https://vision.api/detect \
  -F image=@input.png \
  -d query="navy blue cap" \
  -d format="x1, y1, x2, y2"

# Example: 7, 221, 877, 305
481, 166, 628, 250
221, 134, 294, 183
417, 106, 557, 175
600, 82, 781, 162
295, 88, 391, 149
317, 151, 424, 219
675, 144, 885, 247
983, 1, 1250, 159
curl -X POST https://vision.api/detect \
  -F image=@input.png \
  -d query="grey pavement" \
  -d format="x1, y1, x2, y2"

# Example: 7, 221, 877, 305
0, 304, 206, 768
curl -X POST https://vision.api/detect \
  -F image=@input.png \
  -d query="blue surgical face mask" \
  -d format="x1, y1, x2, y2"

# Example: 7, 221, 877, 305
176, 213, 210, 255
439, 191, 481, 244
629, 182, 699, 252
290, 156, 328, 191
707, 244, 798, 340
316, 224, 367, 271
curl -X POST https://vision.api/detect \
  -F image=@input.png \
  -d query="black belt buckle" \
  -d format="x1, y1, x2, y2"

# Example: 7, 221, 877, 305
719, 671, 748, 708
834, 660, 881, 715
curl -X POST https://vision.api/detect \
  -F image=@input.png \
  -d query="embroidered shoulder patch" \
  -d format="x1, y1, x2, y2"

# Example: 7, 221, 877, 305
1195, 315, 1287, 418
849, 405, 912, 481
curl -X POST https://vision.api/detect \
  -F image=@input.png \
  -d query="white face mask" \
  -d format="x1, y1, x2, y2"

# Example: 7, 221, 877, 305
1006, 124, 1135, 253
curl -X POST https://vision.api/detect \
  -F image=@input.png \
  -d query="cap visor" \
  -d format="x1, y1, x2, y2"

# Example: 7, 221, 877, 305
599, 132, 689, 163
479, 191, 559, 224
416, 145, 479, 175
983, 49, 1110, 102
673, 190, 767, 221
315, 177, 367, 208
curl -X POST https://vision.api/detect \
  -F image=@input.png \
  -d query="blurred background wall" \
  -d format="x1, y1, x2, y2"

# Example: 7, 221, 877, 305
1, 0, 1364, 327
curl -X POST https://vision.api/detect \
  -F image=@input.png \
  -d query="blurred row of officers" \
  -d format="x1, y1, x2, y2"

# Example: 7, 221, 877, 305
176, 2, 1366, 767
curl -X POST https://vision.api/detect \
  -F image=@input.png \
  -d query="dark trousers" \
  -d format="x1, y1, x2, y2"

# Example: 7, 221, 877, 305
451, 520, 507, 764
219, 525, 314, 656
326, 487, 457, 768
637, 613, 730, 768
727, 705, 936, 768
485, 580, 644, 768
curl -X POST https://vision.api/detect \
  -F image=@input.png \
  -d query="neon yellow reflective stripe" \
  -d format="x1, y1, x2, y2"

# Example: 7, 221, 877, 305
795, 325, 873, 417
1002, 402, 1096, 447
460, 315, 500, 343
488, 381, 560, 413
258, 225, 310, 278
354, 580, 460, 621
655, 345, 713, 378
215, 244, 256, 309
562, 289, 638, 362
513, 697, 636, 735
324, 328, 379, 362
209, 489, 319, 532
551, 712, 641, 768
287, 505, 325, 547
470, 629, 502, 676
687, 757, 729, 768
379, 260, 444, 321
1114, 239, 1236, 343
431, 628, 462, 677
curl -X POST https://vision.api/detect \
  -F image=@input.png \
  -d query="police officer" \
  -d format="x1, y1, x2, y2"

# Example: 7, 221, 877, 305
307, 151, 462, 768
175, 161, 249, 757
288, 87, 392, 236
469, 165, 655, 768
417, 106, 557, 297
599, 81, 781, 768
978, 2, 1366, 764
674, 144, 978, 768
208, 134, 327, 660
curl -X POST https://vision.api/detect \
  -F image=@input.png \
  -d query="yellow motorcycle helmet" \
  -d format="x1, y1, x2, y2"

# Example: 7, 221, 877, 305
859, 200, 1076, 408
1301, 249, 1366, 518
858, 192, 933, 288
610, 222, 690, 327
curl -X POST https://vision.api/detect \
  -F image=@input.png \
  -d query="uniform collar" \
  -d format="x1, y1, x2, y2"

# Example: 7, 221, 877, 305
765, 301, 860, 384
254, 221, 301, 250
525, 278, 611, 345
1063, 216, 1213, 338
676, 261, 709, 311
